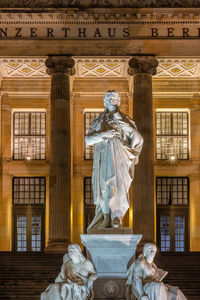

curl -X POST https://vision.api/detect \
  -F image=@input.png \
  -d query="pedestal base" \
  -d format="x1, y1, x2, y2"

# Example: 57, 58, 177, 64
81, 233, 142, 299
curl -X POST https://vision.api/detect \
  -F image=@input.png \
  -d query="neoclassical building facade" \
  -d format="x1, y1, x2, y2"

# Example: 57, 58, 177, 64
0, 0, 199, 254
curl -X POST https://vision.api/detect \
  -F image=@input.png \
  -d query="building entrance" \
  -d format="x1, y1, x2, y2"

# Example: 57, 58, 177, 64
13, 206, 45, 252
12, 177, 46, 252
156, 177, 189, 252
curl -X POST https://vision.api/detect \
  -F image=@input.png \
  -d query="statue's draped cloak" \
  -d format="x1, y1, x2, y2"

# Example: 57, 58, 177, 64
87, 109, 143, 226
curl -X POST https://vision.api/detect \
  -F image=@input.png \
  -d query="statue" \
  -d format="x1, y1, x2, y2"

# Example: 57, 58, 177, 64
85, 90, 143, 229
126, 243, 187, 300
41, 244, 97, 300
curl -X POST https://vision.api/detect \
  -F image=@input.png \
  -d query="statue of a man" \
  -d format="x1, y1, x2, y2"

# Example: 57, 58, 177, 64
85, 90, 143, 229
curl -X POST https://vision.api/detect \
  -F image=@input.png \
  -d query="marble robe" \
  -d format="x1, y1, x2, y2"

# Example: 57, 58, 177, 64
41, 254, 95, 300
127, 255, 187, 300
85, 109, 143, 228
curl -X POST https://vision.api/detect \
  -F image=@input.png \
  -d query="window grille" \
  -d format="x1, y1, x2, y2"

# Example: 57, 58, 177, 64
156, 112, 188, 159
84, 177, 94, 205
175, 215, 185, 252
13, 177, 46, 205
17, 214, 27, 252
156, 177, 189, 205
13, 112, 46, 160
84, 112, 101, 160
160, 215, 170, 252
31, 215, 41, 252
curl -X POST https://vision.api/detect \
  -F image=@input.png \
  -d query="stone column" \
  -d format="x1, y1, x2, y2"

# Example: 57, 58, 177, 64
128, 55, 158, 242
45, 55, 75, 252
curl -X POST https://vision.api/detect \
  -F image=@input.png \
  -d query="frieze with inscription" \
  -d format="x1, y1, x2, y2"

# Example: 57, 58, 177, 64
0, 21, 200, 39
0, 0, 200, 8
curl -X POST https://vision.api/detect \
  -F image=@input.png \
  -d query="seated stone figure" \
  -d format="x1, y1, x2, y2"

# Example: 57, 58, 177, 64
41, 244, 97, 300
126, 243, 187, 300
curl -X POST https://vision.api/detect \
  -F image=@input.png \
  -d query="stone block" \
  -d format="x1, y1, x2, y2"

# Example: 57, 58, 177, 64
81, 234, 142, 299
81, 234, 142, 278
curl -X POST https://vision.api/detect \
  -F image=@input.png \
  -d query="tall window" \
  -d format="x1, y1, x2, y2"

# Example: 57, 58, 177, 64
84, 112, 101, 160
13, 177, 45, 252
156, 111, 189, 160
156, 177, 189, 253
13, 112, 46, 160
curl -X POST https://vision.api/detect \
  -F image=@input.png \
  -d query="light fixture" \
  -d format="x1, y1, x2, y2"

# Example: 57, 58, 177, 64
26, 156, 31, 160
170, 155, 176, 161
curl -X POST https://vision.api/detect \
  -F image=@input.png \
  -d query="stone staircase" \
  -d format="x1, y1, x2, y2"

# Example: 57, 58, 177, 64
155, 252, 200, 300
0, 252, 199, 299
0, 252, 63, 300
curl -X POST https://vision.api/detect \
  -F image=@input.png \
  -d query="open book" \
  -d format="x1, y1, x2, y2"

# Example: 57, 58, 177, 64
157, 268, 168, 281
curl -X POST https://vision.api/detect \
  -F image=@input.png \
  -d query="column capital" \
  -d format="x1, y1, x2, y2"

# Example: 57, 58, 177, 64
128, 55, 158, 76
45, 55, 75, 76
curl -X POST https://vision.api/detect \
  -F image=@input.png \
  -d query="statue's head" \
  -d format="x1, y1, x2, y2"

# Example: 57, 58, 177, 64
143, 243, 157, 263
68, 243, 85, 263
104, 90, 120, 110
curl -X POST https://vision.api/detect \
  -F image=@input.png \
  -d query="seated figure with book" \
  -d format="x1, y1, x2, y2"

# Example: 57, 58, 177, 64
126, 243, 187, 300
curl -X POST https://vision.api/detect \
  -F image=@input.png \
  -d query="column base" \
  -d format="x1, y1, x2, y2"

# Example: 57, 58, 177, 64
44, 239, 69, 252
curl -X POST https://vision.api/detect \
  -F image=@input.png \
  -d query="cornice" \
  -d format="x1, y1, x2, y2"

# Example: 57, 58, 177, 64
0, 1, 199, 9
0, 8, 200, 22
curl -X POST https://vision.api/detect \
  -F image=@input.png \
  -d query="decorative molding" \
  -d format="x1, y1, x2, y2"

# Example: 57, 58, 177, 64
0, 11, 200, 22
76, 57, 130, 78
102, 281, 120, 298
155, 57, 200, 78
0, 0, 199, 8
0, 57, 49, 77
0, 56, 200, 79
0, 56, 130, 78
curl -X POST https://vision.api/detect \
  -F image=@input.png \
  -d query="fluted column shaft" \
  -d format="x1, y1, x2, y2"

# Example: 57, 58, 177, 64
128, 55, 158, 242
45, 56, 75, 251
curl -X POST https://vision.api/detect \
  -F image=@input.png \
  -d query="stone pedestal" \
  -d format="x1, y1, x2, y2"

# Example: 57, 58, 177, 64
81, 234, 142, 299
128, 55, 158, 242
45, 56, 75, 252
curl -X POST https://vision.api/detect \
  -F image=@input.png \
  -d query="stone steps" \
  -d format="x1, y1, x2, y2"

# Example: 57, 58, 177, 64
155, 252, 200, 299
0, 252, 63, 300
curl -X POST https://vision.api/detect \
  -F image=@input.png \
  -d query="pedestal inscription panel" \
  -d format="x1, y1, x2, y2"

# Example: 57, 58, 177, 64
81, 234, 142, 278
